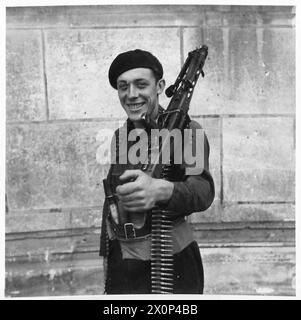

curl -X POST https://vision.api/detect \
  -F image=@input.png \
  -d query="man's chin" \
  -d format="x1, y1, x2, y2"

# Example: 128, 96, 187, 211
128, 111, 146, 122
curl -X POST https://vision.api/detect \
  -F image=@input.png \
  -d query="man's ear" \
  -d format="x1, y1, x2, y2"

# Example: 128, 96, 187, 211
157, 79, 166, 95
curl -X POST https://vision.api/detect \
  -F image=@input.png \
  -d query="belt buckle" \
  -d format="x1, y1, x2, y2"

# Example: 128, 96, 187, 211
124, 223, 136, 239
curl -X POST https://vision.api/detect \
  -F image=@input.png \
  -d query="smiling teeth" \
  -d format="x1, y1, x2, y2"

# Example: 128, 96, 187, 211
128, 103, 144, 109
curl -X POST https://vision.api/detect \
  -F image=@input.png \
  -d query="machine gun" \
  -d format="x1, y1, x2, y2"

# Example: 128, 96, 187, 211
161, 45, 208, 129
146, 45, 208, 294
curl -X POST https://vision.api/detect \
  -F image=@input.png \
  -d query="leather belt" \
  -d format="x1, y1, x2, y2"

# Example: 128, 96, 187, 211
108, 212, 184, 241
108, 215, 152, 240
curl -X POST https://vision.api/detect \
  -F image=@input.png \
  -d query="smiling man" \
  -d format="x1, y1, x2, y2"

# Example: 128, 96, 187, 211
99, 49, 215, 294
116, 67, 164, 123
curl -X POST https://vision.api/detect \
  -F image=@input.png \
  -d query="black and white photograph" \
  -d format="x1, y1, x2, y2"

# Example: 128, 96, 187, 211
3, 1, 298, 300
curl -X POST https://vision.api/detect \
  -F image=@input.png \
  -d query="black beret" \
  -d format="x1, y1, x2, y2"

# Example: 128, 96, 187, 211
108, 49, 163, 89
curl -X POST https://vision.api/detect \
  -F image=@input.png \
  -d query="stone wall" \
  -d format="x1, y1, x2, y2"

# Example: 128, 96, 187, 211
5, 5, 295, 296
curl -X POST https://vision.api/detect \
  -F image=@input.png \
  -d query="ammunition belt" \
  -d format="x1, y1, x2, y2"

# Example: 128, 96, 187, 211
151, 208, 174, 294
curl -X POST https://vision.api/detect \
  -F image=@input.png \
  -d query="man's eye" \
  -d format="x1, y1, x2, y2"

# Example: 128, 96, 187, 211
137, 83, 148, 89
118, 84, 128, 91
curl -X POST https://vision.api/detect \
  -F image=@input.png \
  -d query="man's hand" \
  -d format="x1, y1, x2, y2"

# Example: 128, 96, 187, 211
116, 169, 174, 212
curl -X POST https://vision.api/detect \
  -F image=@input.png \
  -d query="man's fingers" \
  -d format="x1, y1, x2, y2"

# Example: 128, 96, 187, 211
116, 181, 139, 196
122, 200, 144, 208
119, 192, 143, 202
119, 169, 142, 181
117, 170, 145, 195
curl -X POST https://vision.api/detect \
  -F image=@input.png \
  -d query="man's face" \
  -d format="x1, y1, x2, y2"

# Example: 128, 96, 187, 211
116, 68, 165, 122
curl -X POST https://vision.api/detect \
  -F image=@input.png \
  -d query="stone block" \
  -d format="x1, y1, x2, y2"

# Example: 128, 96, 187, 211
183, 27, 232, 116
202, 245, 295, 295
6, 121, 119, 211
204, 6, 295, 27
5, 243, 295, 297
6, 211, 72, 234
183, 26, 295, 115
68, 260, 104, 296
259, 8, 295, 27
223, 117, 295, 202
71, 208, 102, 229
6, 6, 295, 29
6, 234, 75, 260
6, 5, 206, 28
5, 229, 100, 261
221, 7, 295, 27
6, 30, 46, 122
44, 28, 180, 120
228, 27, 295, 114
5, 256, 104, 297
193, 221, 295, 245
222, 203, 295, 223
6, 207, 102, 234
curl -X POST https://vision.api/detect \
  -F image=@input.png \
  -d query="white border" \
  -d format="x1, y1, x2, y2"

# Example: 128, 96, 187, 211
1, 0, 299, 301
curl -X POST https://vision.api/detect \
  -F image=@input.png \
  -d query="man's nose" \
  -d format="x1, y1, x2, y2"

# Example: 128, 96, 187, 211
128, 84, 139, 98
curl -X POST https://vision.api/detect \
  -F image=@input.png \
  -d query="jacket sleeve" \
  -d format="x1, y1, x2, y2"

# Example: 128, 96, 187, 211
163, 121, 215, 216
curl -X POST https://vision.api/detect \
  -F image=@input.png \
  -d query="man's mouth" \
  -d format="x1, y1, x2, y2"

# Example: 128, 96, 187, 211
127, 102, 145, 111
